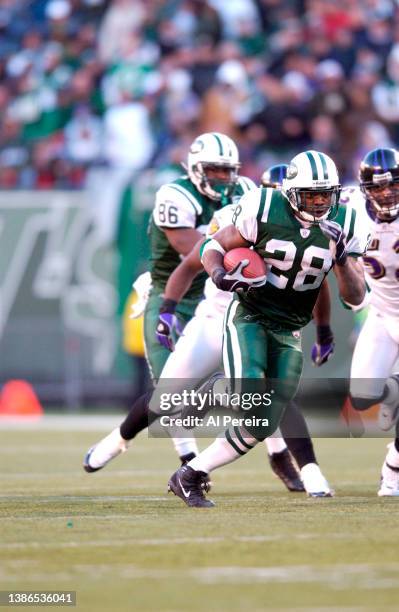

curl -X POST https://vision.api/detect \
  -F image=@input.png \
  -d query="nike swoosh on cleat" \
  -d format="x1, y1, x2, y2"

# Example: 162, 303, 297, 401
179, 478, 191, 498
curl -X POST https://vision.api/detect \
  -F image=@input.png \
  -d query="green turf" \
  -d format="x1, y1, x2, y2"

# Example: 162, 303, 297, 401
1, 422, 399, 611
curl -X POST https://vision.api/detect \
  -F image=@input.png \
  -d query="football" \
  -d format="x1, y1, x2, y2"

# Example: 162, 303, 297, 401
223, 247, 267, 279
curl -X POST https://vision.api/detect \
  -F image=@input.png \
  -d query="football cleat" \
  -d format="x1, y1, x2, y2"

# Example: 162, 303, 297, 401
378, 443, 399, 496
180, 452, 212, 491
378, 375, 399, 431
300, 462, 334, 498
83, 427, 129, 473
168, 465, 215, 507
269, 448, 305, 492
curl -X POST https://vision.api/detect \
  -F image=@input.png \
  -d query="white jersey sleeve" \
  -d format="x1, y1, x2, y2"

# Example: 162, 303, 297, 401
206, 204, 236, 237
233, 186, 265, 243
153, 183, 201, 229
236, 176, 257, 193
340, 186, 371, 257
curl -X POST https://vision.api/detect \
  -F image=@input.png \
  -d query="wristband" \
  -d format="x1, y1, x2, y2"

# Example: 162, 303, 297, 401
200, 238, 226, 262
335, 253, 347, 266
316, 325, 333, 344
211, 268, 226, 286
159, 298, 178, 314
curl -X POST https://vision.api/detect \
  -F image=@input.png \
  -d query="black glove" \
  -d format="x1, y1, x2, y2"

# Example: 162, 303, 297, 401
319, 220, 347, 265
212, 260, 266, 293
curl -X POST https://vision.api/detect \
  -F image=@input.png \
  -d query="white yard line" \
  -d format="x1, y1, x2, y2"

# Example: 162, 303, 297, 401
1, 532, 380, 548
1, 561, 399, 590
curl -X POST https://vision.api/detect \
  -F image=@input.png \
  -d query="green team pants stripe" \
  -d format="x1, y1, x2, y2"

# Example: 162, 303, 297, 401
225, 428, 247, 455
234, 425, 255, 449
222, 300, 304, 440
223, 300, 242, 387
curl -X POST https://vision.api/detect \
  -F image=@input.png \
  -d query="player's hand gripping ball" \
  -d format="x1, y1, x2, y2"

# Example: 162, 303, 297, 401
223, 247, 267, 278
211, 247, 267, 293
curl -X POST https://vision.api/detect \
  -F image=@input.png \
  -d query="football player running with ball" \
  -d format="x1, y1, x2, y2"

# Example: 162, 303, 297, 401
168, 150, 369, 507
160, 163, 334, 497
347, 148, 399, 496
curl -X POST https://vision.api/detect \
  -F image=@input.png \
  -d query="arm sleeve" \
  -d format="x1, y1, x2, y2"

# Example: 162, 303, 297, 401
233, 188, 262, 243
153, 184, 199, 229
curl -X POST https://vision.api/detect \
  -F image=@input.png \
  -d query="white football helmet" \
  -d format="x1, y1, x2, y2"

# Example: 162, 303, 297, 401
187, 132, 240, 202
282, 150, 341, 223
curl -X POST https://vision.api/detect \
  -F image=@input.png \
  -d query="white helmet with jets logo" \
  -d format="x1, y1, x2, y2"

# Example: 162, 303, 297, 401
282, 150, 341, 223
187, 132, 240, 202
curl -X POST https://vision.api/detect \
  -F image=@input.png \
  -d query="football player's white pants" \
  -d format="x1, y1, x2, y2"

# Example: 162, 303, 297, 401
149, 311, 223, 457
161, 313, 223, 380
350, 307, 399, 401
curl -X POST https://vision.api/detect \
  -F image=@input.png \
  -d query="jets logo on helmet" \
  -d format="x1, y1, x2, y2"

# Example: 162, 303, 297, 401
187, 132, 240, 203
189, 140, 204, 154
359, 148, 399, 221
286, 164, 298, 180
282, 150, 341, 223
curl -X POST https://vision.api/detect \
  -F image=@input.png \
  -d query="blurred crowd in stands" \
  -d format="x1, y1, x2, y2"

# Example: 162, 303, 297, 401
1, 0, 399, 189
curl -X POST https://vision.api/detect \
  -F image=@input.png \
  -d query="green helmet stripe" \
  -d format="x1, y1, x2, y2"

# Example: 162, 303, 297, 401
212, 133, 224, 156
318, 152, 329, 179
306, 151, 318, 180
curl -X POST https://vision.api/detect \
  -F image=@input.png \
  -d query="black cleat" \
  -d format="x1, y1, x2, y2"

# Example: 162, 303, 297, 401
168, 465, 215, 507
269, 448, 305, 492
179, 453, 212, 492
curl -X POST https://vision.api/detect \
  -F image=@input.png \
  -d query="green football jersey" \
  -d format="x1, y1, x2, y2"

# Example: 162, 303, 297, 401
234, 187, 369, 330
149, 174, 255, 297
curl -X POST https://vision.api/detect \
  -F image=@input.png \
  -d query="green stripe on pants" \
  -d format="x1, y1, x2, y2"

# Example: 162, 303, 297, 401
222, 301, 303, 440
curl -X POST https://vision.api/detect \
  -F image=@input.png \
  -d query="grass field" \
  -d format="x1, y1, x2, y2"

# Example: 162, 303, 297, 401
1, 416, 399, 612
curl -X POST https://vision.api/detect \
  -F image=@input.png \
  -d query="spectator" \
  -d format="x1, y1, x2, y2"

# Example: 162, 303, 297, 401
91, 90, 155, 244
64, 104, 103, 167
372, 43, 399, 142
0, 0, 398, 188
199, 59, 253, 140
97, 0, 147, 64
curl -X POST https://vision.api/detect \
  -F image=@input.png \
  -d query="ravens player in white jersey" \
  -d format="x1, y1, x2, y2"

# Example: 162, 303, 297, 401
167, 150, 369, 507
347, 148, 399, 496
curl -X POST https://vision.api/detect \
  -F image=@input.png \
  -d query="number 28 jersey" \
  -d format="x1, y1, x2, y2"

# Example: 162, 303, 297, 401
233, 187, 369, 330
